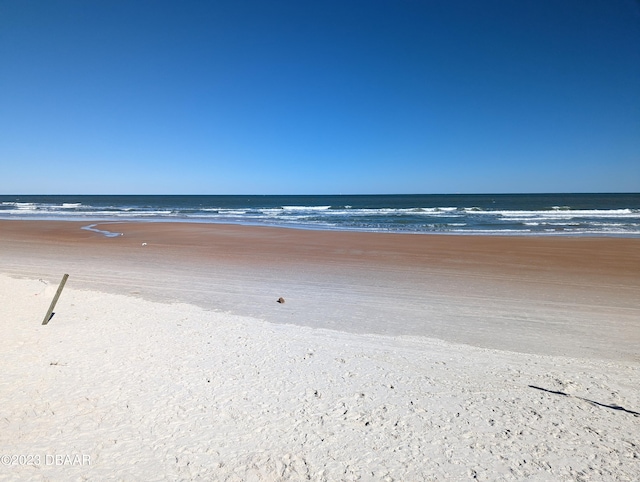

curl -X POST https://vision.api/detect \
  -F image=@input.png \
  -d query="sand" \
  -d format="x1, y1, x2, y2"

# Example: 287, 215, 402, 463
1, 220, 639, 480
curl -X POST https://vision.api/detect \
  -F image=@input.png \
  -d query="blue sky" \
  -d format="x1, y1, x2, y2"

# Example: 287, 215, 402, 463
2, 0, 639, 194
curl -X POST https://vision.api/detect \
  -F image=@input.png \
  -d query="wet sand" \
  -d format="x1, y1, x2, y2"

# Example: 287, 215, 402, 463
1, 220, 638, 360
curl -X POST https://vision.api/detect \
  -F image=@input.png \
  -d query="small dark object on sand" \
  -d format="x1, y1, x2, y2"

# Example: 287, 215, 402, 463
277, 297, 285, 304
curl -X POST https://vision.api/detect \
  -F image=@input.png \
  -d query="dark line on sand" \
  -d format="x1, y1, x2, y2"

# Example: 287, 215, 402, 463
528, 385, 640, 417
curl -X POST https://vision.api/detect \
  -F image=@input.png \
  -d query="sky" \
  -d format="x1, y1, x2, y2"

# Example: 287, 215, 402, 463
1, 0, 639, 195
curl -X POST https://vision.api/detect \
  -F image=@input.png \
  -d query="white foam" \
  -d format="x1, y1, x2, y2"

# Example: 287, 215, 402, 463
490, 209, 635, 218
15, 203, 37, 210
282, 205, 331, 211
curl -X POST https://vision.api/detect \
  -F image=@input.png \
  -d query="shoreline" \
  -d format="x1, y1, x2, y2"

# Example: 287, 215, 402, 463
2, 192, 639, 238
3, 216, 640, 239
1, 219, 639, 361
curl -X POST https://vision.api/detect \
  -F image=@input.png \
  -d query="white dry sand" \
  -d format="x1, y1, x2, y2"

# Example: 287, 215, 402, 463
1, 274, 638, 481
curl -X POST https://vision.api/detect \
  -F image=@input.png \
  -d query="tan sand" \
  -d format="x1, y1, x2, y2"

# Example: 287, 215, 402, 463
0, 220, 638, 360
1, 220, 639, 480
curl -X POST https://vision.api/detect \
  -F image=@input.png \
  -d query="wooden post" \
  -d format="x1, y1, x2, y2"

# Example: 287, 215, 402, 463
42, 274, 69, 325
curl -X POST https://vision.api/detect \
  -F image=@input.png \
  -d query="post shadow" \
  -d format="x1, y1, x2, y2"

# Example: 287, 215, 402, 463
529, 385, 640, 417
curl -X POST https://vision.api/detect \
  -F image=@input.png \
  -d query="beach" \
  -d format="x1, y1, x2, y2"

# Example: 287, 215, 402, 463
1, 220, 639, 480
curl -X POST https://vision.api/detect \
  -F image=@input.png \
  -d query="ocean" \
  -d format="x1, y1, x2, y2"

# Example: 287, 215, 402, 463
1, 193, 639, 237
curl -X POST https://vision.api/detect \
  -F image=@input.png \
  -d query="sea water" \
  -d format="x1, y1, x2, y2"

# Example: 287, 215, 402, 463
1, 193, 639, 237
